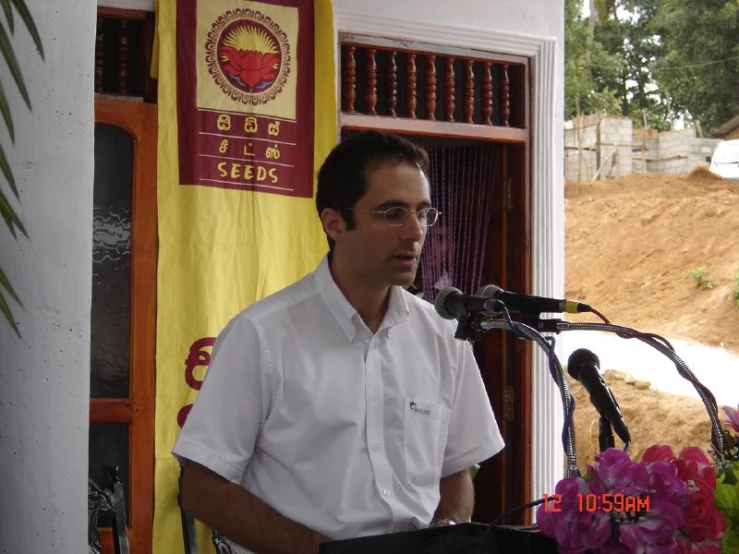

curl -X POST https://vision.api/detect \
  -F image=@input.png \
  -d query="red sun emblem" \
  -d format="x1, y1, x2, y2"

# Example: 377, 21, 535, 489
217, 21, 281, 93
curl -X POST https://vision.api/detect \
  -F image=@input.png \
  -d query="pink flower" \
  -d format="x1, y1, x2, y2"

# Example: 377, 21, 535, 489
680, 487, 726, 543
644, 461, 689, 504
617, 500, 684, 553
675, 535, 722, 554
723, 405, 739, 433
674, 447, 716, 492
592, 449, 650, 496
537, 476, 613, 553
537, 445, 729, 554
641, 444, 676, 464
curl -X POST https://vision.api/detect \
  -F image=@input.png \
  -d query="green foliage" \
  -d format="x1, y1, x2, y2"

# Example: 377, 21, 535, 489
716, 454, 739, 553
565, 0, 623, 119
731, 270, 739, 307
0, 0, 43, 337
564, 0, 739, 134
653, 0, 739, 134
689, 266, 714, 290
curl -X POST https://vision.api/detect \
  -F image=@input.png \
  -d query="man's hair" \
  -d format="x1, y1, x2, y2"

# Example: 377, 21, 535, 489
316, 130, 430, 250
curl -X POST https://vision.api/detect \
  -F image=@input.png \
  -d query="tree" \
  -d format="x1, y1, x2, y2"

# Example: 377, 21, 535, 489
565, 0, 622, 120
653, 0, 739, 134
0, 0, 43, 336
564, 0, 739, 134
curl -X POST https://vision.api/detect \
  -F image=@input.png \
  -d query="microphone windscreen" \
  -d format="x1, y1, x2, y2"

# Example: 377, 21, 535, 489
567, 348, 601, 380
434, 287, 463, 320
475, 285, 504, 315
475, 284, 503, 298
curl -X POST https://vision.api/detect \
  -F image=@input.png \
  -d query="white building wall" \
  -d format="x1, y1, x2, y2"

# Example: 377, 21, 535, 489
0, 2, 96, 553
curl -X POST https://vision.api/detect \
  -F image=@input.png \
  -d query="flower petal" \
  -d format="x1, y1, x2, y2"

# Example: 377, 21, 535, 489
642, 444, 676, 464
722, 405, 739, 433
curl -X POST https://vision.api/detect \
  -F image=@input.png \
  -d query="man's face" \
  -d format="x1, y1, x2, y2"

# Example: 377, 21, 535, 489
331, 159, 431, 289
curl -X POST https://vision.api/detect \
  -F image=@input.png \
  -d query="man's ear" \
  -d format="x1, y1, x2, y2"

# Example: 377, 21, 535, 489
320, 208, 346, 245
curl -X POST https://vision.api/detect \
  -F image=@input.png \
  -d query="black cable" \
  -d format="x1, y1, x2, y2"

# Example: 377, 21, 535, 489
474, 498, 547, 554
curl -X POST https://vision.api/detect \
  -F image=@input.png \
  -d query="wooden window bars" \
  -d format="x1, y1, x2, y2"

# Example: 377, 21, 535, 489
340, 35, 528, 142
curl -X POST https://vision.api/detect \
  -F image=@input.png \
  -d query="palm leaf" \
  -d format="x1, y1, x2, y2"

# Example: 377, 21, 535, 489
0, 138, 17, 198
0, 261, 19, 304
0, 20, 30, 109
0, 78, 15, 142
0, 0, 42, 336
9, 0, 42, 59
0, 286, 20, 336
0, 0, 13, 34
0, 183, 26, 238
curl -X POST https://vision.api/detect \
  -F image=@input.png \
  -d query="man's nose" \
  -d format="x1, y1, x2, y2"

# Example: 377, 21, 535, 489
399, 212, 425, 241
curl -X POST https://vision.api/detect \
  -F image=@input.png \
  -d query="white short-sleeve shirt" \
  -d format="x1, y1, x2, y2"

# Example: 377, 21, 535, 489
173, 256, 504, 552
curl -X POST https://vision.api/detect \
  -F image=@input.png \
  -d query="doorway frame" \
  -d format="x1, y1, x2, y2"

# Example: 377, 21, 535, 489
333, 6, 565, 514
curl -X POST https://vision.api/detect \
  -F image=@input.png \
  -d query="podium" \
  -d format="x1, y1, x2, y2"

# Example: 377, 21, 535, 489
319, 522, 558, 554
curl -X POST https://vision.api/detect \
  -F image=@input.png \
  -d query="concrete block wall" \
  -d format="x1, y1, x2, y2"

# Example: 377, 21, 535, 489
632, 137, 658, 173
565, 115, 723, 180
564, 118, 599, 180
651, 129, 721, 175
564, 114, 631, 180
599, 116, 632, 178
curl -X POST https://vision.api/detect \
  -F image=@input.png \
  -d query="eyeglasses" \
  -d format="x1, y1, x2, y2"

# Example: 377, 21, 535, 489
350, 206, 441, 227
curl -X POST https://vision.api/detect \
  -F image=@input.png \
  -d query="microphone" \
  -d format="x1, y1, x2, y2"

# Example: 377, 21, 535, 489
477, 284, 592, 315
435, 287, 497, 320
567, 348, 631, 445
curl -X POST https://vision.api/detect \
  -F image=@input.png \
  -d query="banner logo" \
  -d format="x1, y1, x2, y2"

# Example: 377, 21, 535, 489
177, 336, 216, 428
206, 9, 291, 106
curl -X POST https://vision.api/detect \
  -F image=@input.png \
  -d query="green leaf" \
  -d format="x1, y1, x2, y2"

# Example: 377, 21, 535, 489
0, 77, 15, 142
9, 0, 42, 60
0, 20, 30, 109
0, 0, 13, 34
0, 285, 20, 337
0, 262, 19, 304
0, 141, 17, 198
0, 183, 26, 238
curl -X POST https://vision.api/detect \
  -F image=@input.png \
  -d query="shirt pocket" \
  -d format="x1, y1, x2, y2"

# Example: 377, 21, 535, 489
403, 398, 451, 487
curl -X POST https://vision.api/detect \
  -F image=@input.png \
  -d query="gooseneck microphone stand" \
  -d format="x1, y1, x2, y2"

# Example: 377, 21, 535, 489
459, 314, 727, 466
456, 311, 581, 478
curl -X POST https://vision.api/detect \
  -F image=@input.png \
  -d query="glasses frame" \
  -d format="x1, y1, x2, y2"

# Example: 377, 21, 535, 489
349, 206, 442, 228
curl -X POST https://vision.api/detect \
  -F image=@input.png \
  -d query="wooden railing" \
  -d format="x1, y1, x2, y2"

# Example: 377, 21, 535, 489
340, 35, 528, 141
95, 8, 157, 102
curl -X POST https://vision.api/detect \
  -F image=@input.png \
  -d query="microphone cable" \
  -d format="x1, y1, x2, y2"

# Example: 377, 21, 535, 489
474, 497, 548, 554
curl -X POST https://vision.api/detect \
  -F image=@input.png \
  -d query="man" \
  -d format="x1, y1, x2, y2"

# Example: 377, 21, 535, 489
174, 131, 504, 554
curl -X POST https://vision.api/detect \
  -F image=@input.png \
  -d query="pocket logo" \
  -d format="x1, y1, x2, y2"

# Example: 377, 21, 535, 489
409, 401, 431, 416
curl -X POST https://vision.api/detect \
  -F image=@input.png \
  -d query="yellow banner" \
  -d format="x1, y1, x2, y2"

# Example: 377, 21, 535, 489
153, 0, 336, 551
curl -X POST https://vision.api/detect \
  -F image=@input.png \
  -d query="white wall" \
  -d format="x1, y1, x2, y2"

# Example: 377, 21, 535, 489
334, 0, 563, 39
334, 0, 567, 511
0, 2, 96, 552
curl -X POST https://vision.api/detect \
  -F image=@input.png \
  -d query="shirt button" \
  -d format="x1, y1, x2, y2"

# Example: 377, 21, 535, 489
383, 489, 392, 496
372, 443, 382, 451
369, 393, 379, 401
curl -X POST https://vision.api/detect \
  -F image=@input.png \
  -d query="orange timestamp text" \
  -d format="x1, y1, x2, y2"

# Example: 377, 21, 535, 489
542, 493, 650, 513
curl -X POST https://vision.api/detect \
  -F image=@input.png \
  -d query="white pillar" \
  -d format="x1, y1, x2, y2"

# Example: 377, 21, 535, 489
0, 2, 96, 552
530, 37, 567, 513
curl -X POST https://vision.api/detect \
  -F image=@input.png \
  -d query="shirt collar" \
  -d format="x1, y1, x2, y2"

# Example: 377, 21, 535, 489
314, 255, 410, 341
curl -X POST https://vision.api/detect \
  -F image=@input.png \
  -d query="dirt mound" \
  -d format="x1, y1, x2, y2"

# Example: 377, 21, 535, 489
566, 169, 739, 468
687, 164, 729, 182
565, 170, 739, 351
